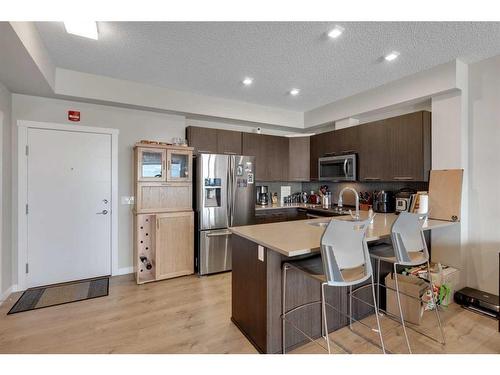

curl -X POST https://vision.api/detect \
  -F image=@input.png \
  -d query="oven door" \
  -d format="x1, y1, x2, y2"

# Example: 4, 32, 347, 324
318, 155, 356, 181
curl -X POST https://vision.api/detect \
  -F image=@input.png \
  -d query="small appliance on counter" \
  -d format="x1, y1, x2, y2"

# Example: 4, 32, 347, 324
395, 188, 417, 214
372, 190, 395, 213
257, 185, 269, 206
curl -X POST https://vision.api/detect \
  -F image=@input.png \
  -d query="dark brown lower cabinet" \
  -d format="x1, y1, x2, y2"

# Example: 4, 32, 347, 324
254, 208, 307, 224
231, 235, 373, 354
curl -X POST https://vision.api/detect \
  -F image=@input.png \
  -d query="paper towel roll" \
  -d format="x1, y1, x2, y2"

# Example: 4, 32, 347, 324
417, 194, 429, 214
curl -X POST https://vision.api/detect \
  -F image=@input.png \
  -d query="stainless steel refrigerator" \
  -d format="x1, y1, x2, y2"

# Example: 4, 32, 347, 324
195, 154, 256, 275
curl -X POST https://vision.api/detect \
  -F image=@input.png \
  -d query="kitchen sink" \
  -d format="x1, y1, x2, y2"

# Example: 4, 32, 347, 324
307, 221, 330, 228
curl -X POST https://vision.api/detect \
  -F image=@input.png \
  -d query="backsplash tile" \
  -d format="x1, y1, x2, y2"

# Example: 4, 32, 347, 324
256, 181, 428, 206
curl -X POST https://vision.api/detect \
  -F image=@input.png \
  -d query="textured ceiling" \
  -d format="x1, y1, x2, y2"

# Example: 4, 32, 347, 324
36, 22, 500, 111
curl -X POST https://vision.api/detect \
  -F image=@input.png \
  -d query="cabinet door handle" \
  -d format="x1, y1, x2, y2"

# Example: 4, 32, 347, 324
223, 152, 237, 155
393, 176, 414, 180
363, 177, 381, 181
167, 160, 171, 170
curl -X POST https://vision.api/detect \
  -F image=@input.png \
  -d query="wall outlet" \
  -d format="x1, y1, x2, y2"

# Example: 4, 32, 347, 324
121, 196, 135, 205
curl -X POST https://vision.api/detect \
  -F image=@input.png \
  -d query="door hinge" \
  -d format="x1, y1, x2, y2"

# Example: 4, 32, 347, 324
25, 263, 29, 274
25, 145, 29, 156
25, 204, 29, 215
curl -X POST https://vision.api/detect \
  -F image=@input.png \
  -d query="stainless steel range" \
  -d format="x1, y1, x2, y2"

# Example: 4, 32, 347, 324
195, 154, 256, 275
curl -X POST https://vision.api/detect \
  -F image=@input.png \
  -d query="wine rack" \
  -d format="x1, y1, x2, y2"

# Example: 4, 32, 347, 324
135, 214, 156, 284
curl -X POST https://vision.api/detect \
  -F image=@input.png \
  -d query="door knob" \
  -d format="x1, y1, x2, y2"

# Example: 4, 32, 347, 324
97, 210, 108, 215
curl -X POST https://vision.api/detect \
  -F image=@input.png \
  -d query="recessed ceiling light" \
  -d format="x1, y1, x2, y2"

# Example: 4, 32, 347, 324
64, 21, 98, 40
328, 26, 345, 39
384, 51, 400, 62
289, 88, 300, 96
242, 77, 253, 86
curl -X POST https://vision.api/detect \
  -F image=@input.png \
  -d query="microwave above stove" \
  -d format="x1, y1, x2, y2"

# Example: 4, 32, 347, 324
318, 154, 357, 182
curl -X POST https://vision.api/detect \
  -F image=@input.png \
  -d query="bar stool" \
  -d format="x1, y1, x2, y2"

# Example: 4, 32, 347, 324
281, 218, 385, 354
369, 212, 446, 354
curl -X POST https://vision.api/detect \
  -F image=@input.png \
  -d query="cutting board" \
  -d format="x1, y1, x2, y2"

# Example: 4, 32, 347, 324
428, 169, 464, 222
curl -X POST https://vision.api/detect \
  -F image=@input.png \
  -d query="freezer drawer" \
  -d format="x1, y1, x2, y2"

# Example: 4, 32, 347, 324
198, 229, 232, 275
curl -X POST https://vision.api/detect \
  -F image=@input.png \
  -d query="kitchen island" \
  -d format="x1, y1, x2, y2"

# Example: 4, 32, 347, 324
229, 212, 455, 353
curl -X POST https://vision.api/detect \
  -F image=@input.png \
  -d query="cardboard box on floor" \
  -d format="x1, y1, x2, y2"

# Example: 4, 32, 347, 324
385, 273, 428, 325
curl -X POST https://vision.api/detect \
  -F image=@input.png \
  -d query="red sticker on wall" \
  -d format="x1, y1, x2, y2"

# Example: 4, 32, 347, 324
68, 110, 80, 122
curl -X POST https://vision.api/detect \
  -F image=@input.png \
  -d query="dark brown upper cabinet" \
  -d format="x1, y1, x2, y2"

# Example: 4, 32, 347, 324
186, 126, 218, 153
186, 126, 242, 155
358, 111, 431, 182
309, 131, 334, 180
242, 133, 289, 182
331, 126, 360, 155
288, 137, 310, 181
386, 111, 431, 181
217, 129, 242, 154
358, 119, 390, 181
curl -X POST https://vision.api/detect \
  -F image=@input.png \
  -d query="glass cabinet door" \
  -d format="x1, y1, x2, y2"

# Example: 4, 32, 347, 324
166, 150, 192, 181
138, 148, 166, 181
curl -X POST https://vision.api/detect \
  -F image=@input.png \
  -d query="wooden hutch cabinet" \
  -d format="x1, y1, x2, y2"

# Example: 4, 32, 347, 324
133, 143, 194, 284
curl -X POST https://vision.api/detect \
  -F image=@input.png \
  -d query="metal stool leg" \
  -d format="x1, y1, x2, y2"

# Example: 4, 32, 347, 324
349, 285, 353, 329
282, 265, 288, 354
426, 261, 446, 345
370, 274, 386, 354
321, 282, 331, 354
394, 264, 412, 354
376, 258, 381, 311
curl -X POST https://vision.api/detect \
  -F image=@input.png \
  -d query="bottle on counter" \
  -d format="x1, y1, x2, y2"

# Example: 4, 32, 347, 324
272, 192, 278, 205
302, 192, 308, 204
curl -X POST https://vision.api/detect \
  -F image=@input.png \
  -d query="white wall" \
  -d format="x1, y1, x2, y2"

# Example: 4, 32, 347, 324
56, 69, 304, 128
304, 60, 462, 127
0, 82, 12, 299
431, 91, 469, 290
11, 94, 187, 278
185, 118, 299, 136
467, 54, 500, 294
10, 94, 296, 285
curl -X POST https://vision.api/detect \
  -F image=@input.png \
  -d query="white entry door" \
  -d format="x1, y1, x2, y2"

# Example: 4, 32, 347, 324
26, 128, 112, 287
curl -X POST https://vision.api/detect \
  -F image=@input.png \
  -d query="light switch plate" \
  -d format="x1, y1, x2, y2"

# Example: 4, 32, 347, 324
121, 196, 135, 205
258, 245, 264, 262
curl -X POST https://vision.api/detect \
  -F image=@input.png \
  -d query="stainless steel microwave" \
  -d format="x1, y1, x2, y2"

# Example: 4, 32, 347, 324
318, 154, 357, 181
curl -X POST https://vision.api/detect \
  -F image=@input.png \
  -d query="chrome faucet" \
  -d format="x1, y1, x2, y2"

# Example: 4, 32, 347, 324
338, 187, 360, 220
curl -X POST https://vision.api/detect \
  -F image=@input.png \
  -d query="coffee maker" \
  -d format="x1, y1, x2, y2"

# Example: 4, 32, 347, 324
257, 185, 269, 206
372, 190, 395, 213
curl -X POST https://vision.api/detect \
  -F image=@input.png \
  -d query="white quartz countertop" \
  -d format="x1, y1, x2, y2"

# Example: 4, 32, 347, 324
230, 212, 456, 257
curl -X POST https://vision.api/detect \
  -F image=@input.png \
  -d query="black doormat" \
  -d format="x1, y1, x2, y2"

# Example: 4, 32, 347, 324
7, 276, 109, 315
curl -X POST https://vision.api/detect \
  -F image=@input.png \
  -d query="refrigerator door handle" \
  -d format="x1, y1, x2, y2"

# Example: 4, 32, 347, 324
206, 230, 232, 237
227, 156, 233, 227
230, 156, 236, 227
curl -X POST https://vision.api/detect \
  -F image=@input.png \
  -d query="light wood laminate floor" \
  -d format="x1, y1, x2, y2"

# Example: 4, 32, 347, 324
0, 273, 498, 354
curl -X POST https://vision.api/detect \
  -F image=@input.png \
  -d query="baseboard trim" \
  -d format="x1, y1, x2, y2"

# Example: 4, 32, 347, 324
0, 284, 19, 305
116, 267, 133, 276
